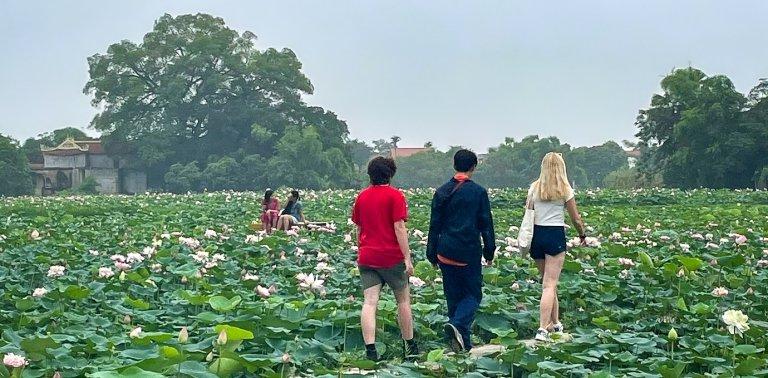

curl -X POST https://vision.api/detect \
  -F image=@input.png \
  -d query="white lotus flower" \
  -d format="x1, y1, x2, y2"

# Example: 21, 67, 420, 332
618, 269, 630, 279
243, 273, 259, 281
99, 267, 115, 278
722, 309, 749, 336
245, 234, 262, 244
47, 265, 65, 278
316, 252, 329, 261
711, 287, 729, 297
129, 327, 142, 338
204, 229, 218, 239
32, 287, 48, 298
679, 243, 690, 252
344, 234, 353, 243
89, 250, 100, 256
757, 260, 768, 268
126, 252, 144, 264
29, 230, 42, 240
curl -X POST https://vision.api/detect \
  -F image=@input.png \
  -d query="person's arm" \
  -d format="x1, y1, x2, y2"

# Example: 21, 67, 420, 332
565, 198, 586, 245
426, 193, 441, 266
479, 189, 496, 263
394, 220, 413, 276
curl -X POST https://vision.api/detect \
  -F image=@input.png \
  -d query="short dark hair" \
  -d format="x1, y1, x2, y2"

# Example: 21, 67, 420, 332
291, 190, 300, 200
453, 149, 478, 172
367, 156, 397, 185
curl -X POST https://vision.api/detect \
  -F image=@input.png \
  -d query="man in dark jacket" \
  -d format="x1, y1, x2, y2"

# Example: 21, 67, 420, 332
427, 149, 496, 352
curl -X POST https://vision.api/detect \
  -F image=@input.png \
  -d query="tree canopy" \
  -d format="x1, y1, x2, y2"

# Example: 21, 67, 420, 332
635, 67, 768, 189
84, 13, 354, 190
0, 134, 32, 196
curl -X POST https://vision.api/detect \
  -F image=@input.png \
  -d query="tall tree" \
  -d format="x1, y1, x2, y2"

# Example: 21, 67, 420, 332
84, 13, 354, 189
635, 67, 767, 188
567, 141, 627, 187
0, 134, 32, 196
475, 135, 570, 188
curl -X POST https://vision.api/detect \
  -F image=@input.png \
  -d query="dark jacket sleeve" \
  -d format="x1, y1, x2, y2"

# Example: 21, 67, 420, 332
479, 189, 496, 262
426, 192, 442, 265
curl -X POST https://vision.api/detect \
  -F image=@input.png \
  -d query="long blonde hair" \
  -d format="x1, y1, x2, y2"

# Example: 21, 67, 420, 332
532, 152, 573, 201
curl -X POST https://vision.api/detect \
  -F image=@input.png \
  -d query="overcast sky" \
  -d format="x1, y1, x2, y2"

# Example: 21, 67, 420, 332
2, 1, 767, 152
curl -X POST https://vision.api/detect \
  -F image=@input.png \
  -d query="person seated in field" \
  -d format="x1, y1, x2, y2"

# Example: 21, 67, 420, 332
277, 190, 305, 231
261, 189, 280, 233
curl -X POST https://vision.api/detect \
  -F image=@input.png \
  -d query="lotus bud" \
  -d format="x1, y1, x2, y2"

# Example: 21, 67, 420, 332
53, 372, 62, 378
282, 353, 291, 363
676, 269, 685, 278
178, 327, 189, 343
668, 328, 678, 341
598, 261, 605, 268
709, 259, 718, 266
181, 276, 188, 284
119, 271, 126, 281
746, 287, 754, 295
511, 282, 520, 291
123, 314, 132, 324
206, 351, 214, 362
217, 330, 228, 345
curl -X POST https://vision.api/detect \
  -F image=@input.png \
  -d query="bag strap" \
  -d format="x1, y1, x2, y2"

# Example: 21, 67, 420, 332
439, 180, 466, 215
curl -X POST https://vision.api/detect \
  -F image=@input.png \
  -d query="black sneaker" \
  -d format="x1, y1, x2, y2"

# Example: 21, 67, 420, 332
443, 323, 465, 352
365, 348, 380, 362
404, 339, 419, 360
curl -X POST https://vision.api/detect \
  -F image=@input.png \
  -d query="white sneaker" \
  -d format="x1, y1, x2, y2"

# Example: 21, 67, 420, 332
552, 322, 564, 333
534, 328, 550, 342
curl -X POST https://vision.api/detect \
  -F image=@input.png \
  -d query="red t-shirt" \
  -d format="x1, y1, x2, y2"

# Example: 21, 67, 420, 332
352, 185, 408, 268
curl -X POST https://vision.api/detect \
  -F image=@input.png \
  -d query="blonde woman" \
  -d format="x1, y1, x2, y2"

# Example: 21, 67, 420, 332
526, 152, 586, 342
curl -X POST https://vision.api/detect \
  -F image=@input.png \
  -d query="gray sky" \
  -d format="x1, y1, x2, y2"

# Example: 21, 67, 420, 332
2, 1, 767, 152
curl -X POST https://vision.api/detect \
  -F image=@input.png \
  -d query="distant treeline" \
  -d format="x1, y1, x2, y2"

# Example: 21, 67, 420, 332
1, 14, 767, 196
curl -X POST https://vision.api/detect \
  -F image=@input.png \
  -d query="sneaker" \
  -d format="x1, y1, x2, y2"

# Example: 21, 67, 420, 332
443, 323, 465, 352
534, 328, 550, 342
365, 348, 380, 362
551, 322, 564, 333
404, 339, 419, 360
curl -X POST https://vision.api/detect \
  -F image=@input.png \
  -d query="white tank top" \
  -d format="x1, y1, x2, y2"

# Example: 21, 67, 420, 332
528, 185, 574, 226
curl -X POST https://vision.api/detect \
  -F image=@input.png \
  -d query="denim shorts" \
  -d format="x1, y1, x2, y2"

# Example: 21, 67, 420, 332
530, 225, 567, 260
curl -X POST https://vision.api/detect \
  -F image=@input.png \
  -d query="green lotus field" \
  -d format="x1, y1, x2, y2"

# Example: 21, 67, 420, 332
1, 188, 767, 377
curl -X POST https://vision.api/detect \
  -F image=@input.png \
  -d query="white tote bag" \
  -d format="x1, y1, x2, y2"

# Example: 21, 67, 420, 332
518, 195, 535, 253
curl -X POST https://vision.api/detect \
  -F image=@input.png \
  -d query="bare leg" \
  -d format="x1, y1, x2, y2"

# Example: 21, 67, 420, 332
393, 285, 414, 340
539, 253, 565, 330
361, 284, 382, 345
535, 259, 559, 328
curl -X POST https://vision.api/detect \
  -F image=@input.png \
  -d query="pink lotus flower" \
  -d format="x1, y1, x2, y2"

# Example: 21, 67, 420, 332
711, 287, 729, 297
243, 273, 259, 281
409, 276, 426, 287
617, 258, 635, 267
286, 229, 299, 237
3, 353, 28, 368
114, 262, 131, 271
734, 234, 748, 245
256, 285, 271, 298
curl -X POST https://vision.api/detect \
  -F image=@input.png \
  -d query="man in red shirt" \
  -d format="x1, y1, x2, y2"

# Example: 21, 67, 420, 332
352, 156, 417, 361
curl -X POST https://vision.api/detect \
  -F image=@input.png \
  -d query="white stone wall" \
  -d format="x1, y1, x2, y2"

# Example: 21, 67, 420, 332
44, 154, 86, 168
90, 155, 116, 169
122, 171, 148, 194
85, 169, 119, 194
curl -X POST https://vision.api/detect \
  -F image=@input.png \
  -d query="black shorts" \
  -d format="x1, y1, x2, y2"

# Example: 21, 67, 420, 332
530, 225, 566, 260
